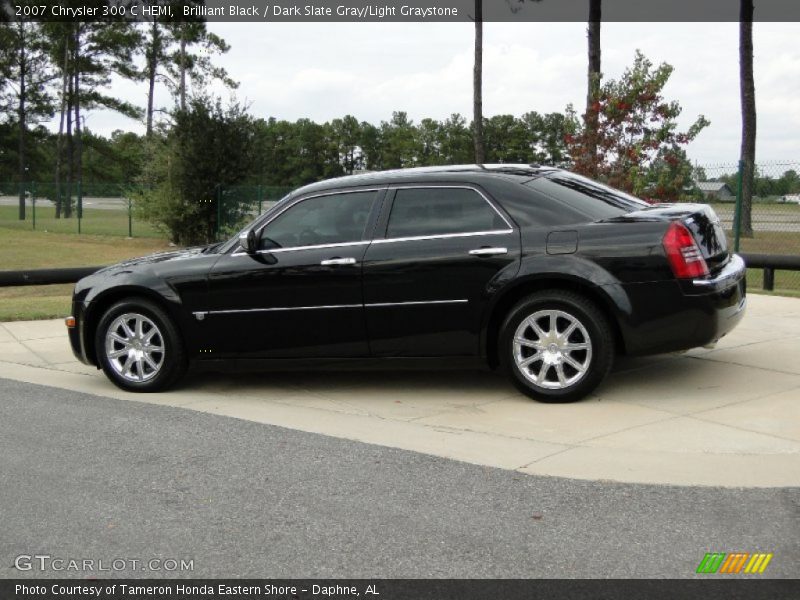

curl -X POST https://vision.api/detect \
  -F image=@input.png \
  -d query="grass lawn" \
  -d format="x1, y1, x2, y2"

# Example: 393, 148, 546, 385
746, 268, 800, 298
0, 227, 172, 321
732, 231, 800, 255
727, 230, 800, 296
0, 204, 162, 238
0, 284, 75, 322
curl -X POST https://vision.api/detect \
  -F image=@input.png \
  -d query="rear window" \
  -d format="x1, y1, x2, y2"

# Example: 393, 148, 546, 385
525, 172, 648, 220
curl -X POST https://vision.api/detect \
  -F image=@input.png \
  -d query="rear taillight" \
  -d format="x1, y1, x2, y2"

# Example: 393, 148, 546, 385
662, 222, 709, 279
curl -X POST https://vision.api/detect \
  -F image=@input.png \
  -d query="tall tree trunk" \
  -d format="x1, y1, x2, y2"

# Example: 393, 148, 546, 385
472, 0, 485, 164
739, 0, 756, 237
17, 23, 27, 220
54, 34, 69, 219
65, 62, 74, 219
146, 20, 160, 135
73, 25, 83, 219
179, 32, 187, 111
586, 0, 602, 177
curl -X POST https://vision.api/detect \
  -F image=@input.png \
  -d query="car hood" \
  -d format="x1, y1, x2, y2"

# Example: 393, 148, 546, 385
73, 244, 219, 302
96, 245, 212, 273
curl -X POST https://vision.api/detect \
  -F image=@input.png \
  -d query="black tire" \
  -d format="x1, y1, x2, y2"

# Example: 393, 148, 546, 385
94, 298, 187, 392
499, 290, 614, 403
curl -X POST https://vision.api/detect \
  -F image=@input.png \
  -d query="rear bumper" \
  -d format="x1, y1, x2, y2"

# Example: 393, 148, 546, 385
689, 254, 746, 294
615, 255, 747, 356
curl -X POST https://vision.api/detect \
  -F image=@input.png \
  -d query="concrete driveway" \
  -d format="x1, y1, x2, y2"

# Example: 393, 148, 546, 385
0, 293, 798, 488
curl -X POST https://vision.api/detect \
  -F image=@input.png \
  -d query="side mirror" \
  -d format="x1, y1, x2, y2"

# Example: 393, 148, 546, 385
238, 229, 257, 253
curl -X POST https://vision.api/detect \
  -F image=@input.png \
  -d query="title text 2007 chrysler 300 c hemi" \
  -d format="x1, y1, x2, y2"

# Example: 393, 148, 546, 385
67, 165, 746, 402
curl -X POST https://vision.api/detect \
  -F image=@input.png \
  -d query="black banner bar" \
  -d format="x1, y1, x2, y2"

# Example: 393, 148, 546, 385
3, 579, 800, 600
5, 0, 800, 23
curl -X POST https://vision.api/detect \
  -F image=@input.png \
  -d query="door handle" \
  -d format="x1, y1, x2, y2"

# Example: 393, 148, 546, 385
469, 247, 508, 256
320, 257, 357, 266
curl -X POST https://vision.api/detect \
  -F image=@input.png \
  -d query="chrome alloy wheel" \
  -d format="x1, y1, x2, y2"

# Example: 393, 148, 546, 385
512, 309, 593, 390
104, 313, 165, 383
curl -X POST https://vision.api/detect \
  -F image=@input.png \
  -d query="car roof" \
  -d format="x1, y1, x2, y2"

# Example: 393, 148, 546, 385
292, 164, 561, 196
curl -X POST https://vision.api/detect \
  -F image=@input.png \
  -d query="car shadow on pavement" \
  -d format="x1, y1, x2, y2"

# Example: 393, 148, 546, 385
174, 353, 689, 403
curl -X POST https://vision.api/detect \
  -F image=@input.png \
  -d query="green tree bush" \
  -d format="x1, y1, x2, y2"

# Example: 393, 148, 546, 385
137, 97, 255, 245
566, 50, 709, 200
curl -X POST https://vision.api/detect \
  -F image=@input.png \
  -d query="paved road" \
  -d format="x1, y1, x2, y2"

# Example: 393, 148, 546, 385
714, 205, 800, 233
1, 378, 797, 579
0, 196, 129, 210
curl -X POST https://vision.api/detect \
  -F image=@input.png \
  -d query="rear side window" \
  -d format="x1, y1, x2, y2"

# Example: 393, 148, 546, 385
386, 187, 508, 239
526, 172, 648, 220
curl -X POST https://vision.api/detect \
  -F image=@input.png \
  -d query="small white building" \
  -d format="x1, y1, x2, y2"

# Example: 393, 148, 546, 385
779, 194, 800, 204
696, 181, 736, 202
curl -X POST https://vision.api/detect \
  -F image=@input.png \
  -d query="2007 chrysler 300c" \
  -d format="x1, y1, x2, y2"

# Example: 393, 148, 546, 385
67, 165, 746, 402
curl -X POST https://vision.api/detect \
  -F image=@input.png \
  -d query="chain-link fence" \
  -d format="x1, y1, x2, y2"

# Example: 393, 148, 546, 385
0, 182, 292, 240
693, 161, 800, 294
0, 182, 160, 238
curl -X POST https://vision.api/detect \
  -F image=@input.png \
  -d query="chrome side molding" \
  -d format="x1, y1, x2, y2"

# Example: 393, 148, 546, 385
192, 299, 469, 319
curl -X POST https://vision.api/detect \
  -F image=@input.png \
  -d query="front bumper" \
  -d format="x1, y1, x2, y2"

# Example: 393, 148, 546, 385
67, 299, 94, 366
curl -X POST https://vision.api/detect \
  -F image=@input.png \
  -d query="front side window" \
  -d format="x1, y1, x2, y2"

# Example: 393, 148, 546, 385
386, 187, 507, 239
259, 191, 375, 250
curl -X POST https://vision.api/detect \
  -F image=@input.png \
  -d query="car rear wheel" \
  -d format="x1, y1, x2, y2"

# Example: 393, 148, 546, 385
499, 291, 614, 403
95, 298, 186, 392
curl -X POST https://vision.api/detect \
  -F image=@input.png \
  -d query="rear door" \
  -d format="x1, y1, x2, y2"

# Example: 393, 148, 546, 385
362, 185, 520, 357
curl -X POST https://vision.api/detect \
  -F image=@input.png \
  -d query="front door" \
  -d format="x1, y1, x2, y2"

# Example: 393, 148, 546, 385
203, 189, 382, 358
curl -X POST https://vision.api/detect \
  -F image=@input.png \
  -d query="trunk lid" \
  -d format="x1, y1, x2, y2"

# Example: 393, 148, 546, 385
604, 203, 730, 272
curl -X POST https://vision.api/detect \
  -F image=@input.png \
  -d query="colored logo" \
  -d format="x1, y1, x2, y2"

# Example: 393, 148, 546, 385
696, 552, 773, 574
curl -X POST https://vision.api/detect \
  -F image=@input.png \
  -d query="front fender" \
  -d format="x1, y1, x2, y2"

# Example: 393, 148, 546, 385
77, 270, 192, 367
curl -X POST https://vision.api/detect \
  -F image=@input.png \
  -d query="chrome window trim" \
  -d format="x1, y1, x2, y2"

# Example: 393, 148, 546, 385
230, 184, 516, 255
382, 184, 515, 239
371, 229, 512, 244
231, 187, 384, 256
232, 240, 369, 257
197, 298, 469, 317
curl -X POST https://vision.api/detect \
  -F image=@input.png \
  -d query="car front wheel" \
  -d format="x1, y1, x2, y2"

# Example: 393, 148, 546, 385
95, 298, 186, 392
499, 291, 614, 403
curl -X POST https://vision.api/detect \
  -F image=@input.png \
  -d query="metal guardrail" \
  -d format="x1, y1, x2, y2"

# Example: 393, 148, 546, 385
740, 253, 800, 291
0, 254, 798, 291
0, 266, 103, 287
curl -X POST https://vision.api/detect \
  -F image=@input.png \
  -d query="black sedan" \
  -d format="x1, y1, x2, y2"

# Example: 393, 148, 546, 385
67, 165, 746, 402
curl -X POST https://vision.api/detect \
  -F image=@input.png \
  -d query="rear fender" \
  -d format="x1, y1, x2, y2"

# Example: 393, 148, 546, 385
481, 254, 633, 362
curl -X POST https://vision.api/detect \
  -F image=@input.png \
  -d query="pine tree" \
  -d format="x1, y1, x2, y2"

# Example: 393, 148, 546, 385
0, 18, 55, 219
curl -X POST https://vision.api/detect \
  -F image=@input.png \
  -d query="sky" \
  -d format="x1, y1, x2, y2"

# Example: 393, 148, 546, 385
84, 21, 800, 168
